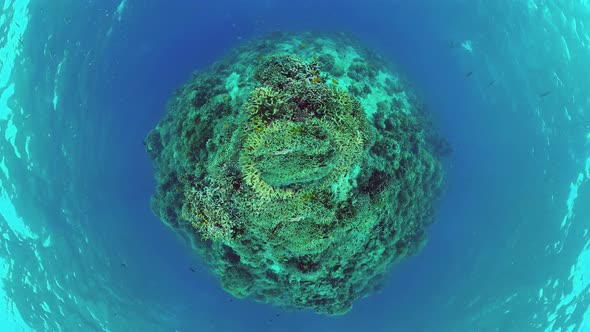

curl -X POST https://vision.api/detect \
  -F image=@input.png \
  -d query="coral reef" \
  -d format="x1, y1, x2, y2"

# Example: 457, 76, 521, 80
146, 32, 446, 315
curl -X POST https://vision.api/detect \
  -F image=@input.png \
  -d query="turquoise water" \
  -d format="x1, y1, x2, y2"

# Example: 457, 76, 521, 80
1, 0, 589, 331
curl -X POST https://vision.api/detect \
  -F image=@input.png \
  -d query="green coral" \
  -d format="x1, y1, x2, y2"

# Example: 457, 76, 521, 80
146, 32, 446, 316
221, 267, 253, 298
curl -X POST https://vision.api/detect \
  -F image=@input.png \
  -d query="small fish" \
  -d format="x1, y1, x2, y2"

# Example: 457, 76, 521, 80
539, 90, 552, 98
486, 80, 496, 87
270, 221, 283, 235
313, 56, 318, 62
175, 187, 179, 193
15, 23, 20, 28
223, 95, 228, 99
258, 55, 264, 61
312, 69, 318, 74
332, 79, 339, 85
300, 43, 306, 49
120, 263, 127, 269
465, 71, 473, 78
189, 267, 196, 272
312, 76, 321, 83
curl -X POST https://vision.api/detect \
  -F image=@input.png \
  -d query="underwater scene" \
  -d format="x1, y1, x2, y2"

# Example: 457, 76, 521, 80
1, 0, 589, 331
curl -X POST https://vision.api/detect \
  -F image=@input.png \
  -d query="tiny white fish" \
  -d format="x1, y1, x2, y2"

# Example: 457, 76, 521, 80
461, 40, 473, 53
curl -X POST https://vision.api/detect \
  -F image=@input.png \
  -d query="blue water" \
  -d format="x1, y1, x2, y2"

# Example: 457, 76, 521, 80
1, 0, 589, 331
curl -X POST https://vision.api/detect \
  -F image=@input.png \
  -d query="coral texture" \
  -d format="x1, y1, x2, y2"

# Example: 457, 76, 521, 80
146, 32, 447, 315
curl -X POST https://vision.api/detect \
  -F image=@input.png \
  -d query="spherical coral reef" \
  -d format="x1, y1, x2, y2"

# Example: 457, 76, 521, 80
146, 32, 447, 315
